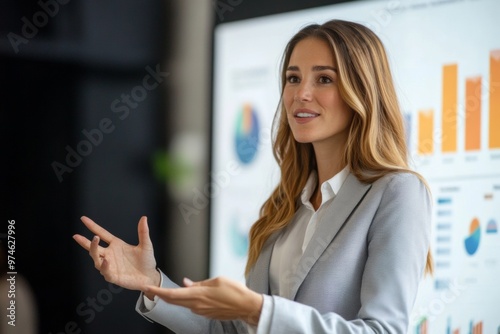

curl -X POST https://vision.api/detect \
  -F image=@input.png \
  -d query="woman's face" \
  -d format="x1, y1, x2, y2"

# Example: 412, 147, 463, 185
283, 37, 353, 148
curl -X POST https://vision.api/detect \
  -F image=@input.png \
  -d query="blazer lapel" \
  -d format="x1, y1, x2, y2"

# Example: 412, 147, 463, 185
246, 230, 280, 294
289, 173, 372, 300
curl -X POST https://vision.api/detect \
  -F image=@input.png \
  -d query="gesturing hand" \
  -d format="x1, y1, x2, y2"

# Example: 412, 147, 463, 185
73, 216, 160, 296
145, 276, 263, 326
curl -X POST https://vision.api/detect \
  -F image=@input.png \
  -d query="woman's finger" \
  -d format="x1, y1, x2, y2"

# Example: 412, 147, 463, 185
137, 216, 153, 248
99, 258, 115, 283
145, 285, 200, 303
72, 234, 106, 255
90, 235, 103, 269
72, 234, 92, 251
183, 277, 194, 287
80, 216, 116, 244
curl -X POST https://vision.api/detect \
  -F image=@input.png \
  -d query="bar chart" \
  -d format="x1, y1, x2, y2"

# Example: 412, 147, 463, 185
416, 50, 500, 156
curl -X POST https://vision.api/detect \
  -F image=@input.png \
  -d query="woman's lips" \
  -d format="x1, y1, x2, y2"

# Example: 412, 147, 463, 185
293, 109, 319, 124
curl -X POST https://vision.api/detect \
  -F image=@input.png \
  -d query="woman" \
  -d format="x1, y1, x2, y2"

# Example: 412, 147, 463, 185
73, 19, 432, 333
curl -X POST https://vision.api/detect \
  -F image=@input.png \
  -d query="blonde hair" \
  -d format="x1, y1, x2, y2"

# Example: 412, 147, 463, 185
245, 20, 433, 276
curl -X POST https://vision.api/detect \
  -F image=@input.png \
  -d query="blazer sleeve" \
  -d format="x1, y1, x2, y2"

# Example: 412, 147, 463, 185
256, 173, 432, 334
135, 272, 249, 334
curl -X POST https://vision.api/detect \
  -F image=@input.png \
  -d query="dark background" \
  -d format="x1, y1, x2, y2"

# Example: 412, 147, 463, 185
1, 1, 170, 333
1, 0, 350, 333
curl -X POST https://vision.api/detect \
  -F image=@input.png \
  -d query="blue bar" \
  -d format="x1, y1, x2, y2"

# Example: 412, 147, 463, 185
437, 223, 451, 230
436, 248, 451, 255
435, 262, 450, 268
437, 197, 452, 204
434, 279, 450, 289
437, 210, 452, 216
436, 236, 451, 242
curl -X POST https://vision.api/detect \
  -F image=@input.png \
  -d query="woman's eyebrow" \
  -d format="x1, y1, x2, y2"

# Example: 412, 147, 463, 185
286, 65, 337, 72
312, 65, 337, 72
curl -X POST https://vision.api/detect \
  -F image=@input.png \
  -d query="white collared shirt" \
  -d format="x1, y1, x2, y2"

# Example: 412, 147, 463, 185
268, 166, 349, 299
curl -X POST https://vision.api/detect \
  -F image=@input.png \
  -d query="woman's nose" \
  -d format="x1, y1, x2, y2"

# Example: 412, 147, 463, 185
294, 82, 312, 102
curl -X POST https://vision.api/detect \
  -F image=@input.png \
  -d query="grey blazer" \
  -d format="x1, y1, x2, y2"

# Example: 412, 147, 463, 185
136, 172, 431, 334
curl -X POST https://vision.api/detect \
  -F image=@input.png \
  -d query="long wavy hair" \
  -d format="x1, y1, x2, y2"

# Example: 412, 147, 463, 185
245, 19, 433, 276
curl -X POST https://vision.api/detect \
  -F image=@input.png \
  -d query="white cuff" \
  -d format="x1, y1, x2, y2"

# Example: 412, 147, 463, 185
255, 294, 273, 334
142, 269, 164, 311
247, 323, 257, 334
143, 294, 159, 310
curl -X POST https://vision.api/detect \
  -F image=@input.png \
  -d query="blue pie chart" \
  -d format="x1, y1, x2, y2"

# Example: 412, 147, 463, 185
464, 218, 480, 255
234, 104, 259, 164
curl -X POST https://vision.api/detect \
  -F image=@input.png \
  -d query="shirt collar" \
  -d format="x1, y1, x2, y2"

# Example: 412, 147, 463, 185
300, 166, 350, 206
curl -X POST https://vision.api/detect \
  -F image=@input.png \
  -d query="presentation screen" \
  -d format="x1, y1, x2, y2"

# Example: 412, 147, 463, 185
210, 0, 500, 332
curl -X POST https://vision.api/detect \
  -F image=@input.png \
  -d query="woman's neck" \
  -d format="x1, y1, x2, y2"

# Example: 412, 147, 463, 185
309, 140, 346, 211
312, 140, 346, 186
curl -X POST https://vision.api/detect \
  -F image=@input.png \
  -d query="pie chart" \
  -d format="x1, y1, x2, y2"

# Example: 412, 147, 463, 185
229, 216, 249, 258
234, 103, 260, 164
464, 218, 480, 255
486, 219, 497, 234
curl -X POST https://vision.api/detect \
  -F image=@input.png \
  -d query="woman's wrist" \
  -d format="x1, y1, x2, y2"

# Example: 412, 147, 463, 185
243, 291, 263, 326
144, 269, 161, 300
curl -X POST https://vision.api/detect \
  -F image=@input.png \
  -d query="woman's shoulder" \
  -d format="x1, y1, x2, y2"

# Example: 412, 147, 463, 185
365, 171, 432, 222
368, 170, 428, 194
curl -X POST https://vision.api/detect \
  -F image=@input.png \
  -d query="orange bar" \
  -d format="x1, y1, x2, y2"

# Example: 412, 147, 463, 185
472, 321, 483, 334
490, 50, 500, 148
243, 103, 251, 133
442, 64, 458, 152
465, 77, 482, 151
418, 109, 434, 155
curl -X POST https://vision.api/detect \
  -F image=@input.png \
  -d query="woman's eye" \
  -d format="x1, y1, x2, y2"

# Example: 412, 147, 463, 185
286, 75, 300, 83
319, 76, 332, 84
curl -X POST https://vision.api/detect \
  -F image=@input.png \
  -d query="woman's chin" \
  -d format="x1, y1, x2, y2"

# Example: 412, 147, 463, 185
292, 136, 314, 144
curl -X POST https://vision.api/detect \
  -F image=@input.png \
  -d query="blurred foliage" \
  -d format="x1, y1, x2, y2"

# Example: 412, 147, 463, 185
152, 150, 194, 185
